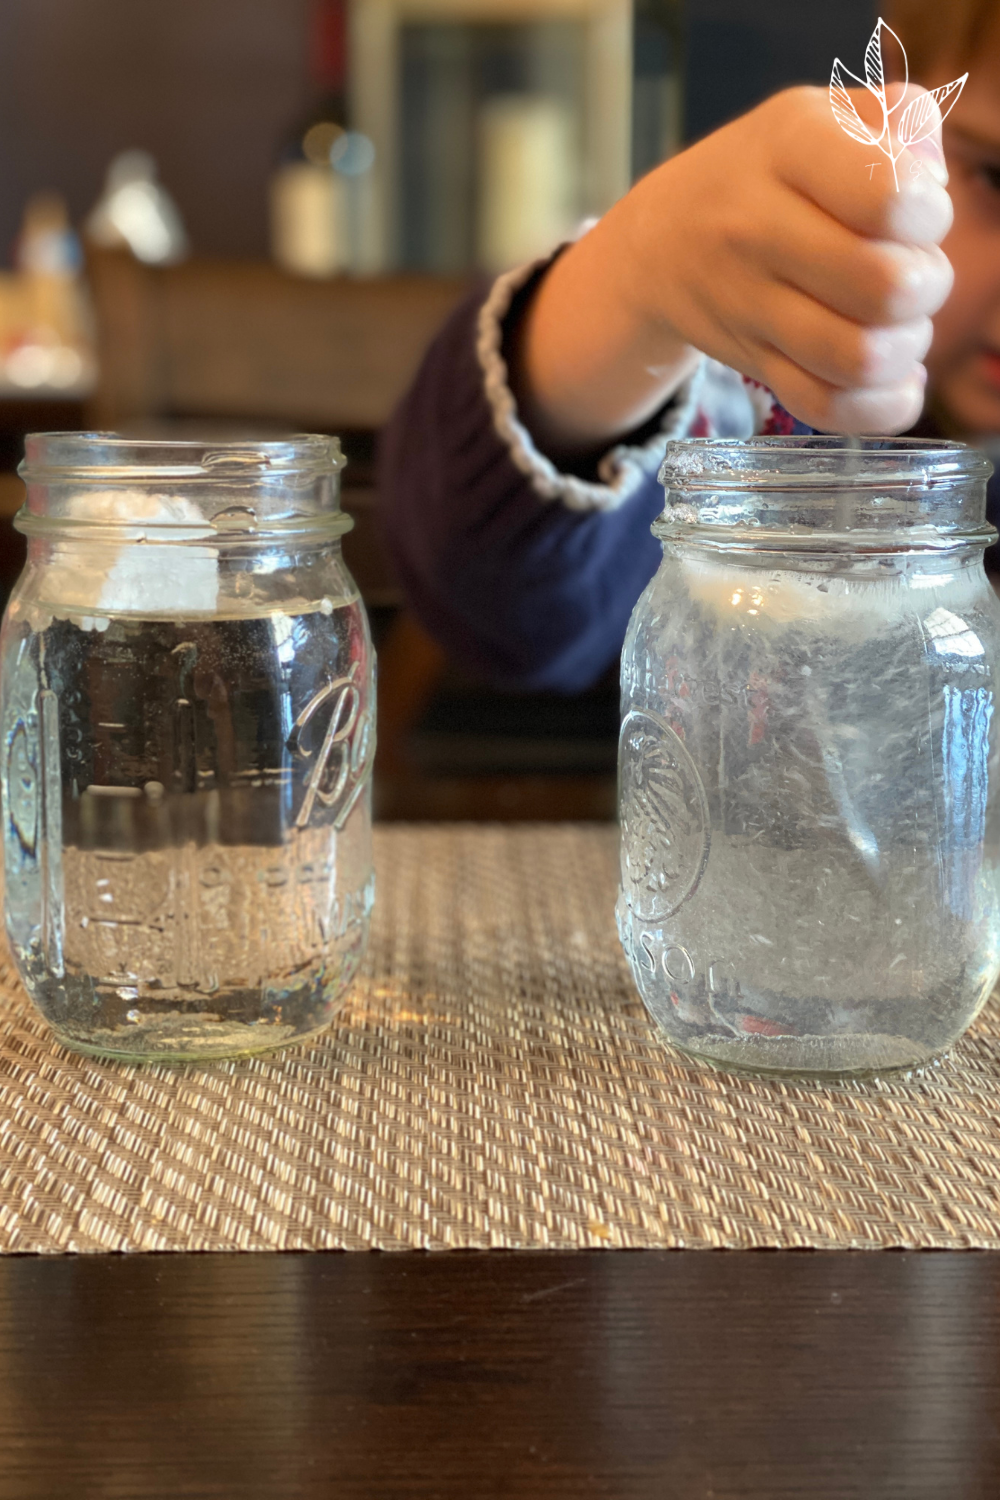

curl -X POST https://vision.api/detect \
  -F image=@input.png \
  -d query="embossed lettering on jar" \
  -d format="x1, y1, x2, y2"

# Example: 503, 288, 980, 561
617, 437, 1000, 1077
0, 434, 375, 1061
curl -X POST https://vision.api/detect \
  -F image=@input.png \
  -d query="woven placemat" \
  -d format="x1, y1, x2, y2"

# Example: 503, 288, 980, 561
2, 824, 1000, 1252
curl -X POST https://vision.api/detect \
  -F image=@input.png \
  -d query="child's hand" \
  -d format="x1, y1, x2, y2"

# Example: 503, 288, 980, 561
617, 84, 953, 433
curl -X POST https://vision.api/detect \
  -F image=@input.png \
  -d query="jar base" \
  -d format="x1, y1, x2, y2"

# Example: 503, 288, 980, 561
659, 1029, 953, 1081
45, 1010, 345, 1066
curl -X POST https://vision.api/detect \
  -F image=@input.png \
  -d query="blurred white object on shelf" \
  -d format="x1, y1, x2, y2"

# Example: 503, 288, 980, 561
271, 161, 350, 277
270, 126, 376, 278
85, 150, 189, 266
476, 95, 579, 273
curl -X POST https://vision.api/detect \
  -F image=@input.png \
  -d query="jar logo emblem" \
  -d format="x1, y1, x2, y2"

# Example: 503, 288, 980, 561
619, 709, 710, 920
288, 662, 374, 830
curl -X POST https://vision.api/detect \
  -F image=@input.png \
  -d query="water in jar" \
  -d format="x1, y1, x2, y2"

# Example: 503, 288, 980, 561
618, 548, 1000, 1075
2, 596, 374, 1061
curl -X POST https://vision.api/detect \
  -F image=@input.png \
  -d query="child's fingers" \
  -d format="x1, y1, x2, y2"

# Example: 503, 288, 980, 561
756, 344, 926, 434
772, 87, 953, 246
748, 280, 932, 390
824, 375, 927, 434
759, 195, 954, 325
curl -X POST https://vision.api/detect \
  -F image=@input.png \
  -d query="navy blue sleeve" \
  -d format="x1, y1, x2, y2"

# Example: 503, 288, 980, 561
378, 287, 664, 693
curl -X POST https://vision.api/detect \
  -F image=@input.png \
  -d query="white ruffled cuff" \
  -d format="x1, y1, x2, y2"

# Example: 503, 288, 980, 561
475, 258, 707, 515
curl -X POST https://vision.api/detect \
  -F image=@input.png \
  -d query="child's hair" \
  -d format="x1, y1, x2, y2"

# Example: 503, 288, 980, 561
890, 0, 998, 78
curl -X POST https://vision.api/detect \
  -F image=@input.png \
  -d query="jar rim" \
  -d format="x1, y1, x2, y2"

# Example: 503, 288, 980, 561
654, 436, 996, 553
19, 431, 346, 483
658, 435, 992, 491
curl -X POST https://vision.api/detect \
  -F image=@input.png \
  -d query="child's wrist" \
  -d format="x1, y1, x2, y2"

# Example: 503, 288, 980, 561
607, 165, 694, 363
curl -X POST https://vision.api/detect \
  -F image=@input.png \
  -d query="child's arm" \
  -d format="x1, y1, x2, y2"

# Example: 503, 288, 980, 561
380, 283, 672, 692
379, 86, 954, 691
511, 85, 953, 451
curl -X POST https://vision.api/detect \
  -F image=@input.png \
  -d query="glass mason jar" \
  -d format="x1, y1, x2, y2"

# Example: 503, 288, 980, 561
617, 437, 1000, 1077
1, 433, 375, 1062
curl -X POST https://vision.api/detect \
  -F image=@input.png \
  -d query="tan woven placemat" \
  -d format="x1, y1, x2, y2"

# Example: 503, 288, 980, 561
2, 824, 1000, 1252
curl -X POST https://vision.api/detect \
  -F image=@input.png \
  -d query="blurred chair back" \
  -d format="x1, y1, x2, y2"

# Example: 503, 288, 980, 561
86, 249, 468, 436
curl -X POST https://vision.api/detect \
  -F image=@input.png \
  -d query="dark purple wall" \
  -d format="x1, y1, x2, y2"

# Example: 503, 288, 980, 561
0, 0, 311, 264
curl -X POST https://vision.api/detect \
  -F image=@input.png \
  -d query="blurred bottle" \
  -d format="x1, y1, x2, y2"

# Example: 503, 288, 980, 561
2, 193, 96, 393
85, 151, 189, 266
271, 0, 376, 278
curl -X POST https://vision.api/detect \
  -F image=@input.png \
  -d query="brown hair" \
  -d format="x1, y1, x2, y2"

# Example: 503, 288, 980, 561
890, 0, 999, 79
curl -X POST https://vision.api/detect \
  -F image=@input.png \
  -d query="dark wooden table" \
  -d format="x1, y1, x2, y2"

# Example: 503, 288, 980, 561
0, 1250, 997, 1499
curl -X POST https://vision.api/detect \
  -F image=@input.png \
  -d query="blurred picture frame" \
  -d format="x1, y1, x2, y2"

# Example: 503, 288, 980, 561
349, 0, 635, 273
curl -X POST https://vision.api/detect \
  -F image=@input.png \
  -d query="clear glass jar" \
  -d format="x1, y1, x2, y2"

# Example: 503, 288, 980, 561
618, 437, 1000, 1077
1, 433, 375, 1062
